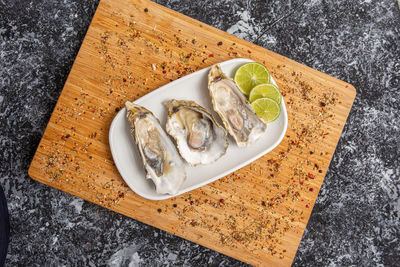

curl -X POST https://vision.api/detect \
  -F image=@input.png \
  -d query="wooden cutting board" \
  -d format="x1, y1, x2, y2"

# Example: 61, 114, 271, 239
28, 0, 356, 266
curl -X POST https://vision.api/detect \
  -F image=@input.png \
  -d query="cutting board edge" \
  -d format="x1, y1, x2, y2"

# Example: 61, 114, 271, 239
27, 0, 106, 182
140, 0, 357, 97
289, 82, 356, 261
28, 0, 358, 182
27, 165, 283, 267
26, 0, 359, 266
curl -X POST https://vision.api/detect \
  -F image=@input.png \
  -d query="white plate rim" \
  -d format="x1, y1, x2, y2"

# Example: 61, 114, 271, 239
109, 58, 288, 200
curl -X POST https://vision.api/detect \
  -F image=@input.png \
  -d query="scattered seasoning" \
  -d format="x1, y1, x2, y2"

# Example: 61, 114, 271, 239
144, 8, 148, 12
40, 14, 341, 260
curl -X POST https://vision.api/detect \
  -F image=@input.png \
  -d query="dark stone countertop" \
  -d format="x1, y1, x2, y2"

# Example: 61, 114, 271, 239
1, 0, 399, 266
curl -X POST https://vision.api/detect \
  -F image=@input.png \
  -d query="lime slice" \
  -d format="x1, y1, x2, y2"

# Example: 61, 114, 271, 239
234, 62, 271, 95
251, 98, 280, 123
249, 83, 281, 104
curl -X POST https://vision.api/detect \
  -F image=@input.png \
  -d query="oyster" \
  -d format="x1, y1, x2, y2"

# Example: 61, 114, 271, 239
125, 101, 186, 195
208, 64, 266, 147
164, 99, 228, 166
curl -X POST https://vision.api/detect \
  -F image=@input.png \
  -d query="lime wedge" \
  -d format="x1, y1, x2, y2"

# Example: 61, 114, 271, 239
234, 62, 270, 95
249, 83, 281, 104
251, 98, 280, 123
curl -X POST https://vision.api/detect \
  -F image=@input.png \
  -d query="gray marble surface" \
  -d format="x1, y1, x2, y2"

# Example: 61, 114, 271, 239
1, 0, 399, 266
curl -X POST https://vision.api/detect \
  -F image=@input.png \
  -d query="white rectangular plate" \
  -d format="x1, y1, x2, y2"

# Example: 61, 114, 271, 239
109, 58, 288, 200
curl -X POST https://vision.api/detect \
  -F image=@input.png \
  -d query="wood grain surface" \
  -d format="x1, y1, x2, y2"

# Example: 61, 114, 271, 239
28, 0, 356, 266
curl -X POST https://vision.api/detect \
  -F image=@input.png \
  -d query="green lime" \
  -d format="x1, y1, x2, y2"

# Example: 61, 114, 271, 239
251, 98, 281, 123
234, 62, 271, 95
249, 83, 281, 104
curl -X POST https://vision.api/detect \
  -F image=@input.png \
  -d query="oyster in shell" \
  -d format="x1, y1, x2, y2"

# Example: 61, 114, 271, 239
125, 101, 186, 195
164, 99, 228, 166
208, 64, 266, 147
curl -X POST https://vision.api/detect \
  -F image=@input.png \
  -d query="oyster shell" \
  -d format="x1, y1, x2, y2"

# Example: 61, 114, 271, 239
164, 99, 228, 166
208, 64, 266, 147
125, 101, 186, 195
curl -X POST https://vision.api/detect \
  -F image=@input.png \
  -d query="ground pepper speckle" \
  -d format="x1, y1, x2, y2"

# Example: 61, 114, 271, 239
1, 0, 399, 266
